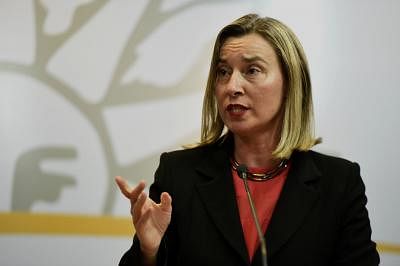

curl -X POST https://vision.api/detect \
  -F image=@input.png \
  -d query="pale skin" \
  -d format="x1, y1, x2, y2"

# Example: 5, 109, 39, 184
115, 33, 285, 265
216, 33, 285, 169
115, 176, 172, 265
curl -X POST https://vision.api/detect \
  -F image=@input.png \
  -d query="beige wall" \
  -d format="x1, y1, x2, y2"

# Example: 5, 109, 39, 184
1, 0, 399, 265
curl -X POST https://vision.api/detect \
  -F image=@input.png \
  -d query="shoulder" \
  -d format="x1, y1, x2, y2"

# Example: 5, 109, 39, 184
154, 143, 224, 184
159, 142, 223, 166
298, 149, 360, 174
291, 150, 363, 191
293, 150, 364, 197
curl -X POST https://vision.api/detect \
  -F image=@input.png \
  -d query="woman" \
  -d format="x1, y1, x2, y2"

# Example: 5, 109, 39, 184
115, 14, 379, 266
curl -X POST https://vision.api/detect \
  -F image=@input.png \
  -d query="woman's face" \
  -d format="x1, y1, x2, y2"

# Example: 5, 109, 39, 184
215, 33, 285, 139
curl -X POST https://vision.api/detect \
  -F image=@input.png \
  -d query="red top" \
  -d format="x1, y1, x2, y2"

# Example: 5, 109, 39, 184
232, 162, 290, 262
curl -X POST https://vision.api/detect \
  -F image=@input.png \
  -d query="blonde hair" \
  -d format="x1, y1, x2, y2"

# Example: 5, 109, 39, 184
195, 14, 320, 158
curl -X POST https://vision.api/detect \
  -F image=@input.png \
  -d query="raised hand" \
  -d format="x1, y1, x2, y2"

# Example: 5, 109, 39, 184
115, 176, 172, 260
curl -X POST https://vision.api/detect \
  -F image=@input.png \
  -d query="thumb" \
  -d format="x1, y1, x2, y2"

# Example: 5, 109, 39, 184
159, 192, 172, 212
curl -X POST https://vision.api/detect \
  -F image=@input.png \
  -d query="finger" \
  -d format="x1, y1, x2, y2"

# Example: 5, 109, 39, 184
115, 176, 132, 199
159, 192, 172, 212
115, 176, 146, 202
129, 181, 146, 202
132, 191, 148, 222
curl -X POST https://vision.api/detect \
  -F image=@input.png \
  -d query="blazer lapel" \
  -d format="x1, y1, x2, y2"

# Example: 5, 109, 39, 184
195, 144, 249, 265
266, 151, 321, 258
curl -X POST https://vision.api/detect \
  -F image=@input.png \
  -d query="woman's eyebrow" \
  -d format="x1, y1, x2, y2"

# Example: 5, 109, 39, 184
242, 55, 269, 65
217, 58, 227, 64
217, 56, 268, 64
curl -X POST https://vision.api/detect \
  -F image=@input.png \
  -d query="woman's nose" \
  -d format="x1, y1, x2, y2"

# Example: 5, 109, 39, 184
226, 71, 244, 97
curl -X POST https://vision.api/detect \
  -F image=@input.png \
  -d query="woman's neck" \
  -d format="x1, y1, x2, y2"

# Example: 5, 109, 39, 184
233, 133, 280, 169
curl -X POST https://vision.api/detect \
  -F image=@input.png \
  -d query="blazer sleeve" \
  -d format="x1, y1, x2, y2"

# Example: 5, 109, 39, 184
119, 153, 172, 266
333, 162, 380, 265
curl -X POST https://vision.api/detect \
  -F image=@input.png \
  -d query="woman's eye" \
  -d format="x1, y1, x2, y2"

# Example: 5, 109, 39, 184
217, 67, 230, 77
247, 67, 261, 76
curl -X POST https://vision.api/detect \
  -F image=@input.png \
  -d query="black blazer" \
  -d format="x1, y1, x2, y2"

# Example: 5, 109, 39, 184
119, 140, 379, 266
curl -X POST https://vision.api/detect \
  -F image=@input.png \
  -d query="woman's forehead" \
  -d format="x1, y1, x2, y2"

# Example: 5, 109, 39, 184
219, 33, 277, 64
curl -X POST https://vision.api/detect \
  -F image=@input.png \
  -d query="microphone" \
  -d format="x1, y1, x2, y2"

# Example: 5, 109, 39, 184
237, 164, 268, 266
